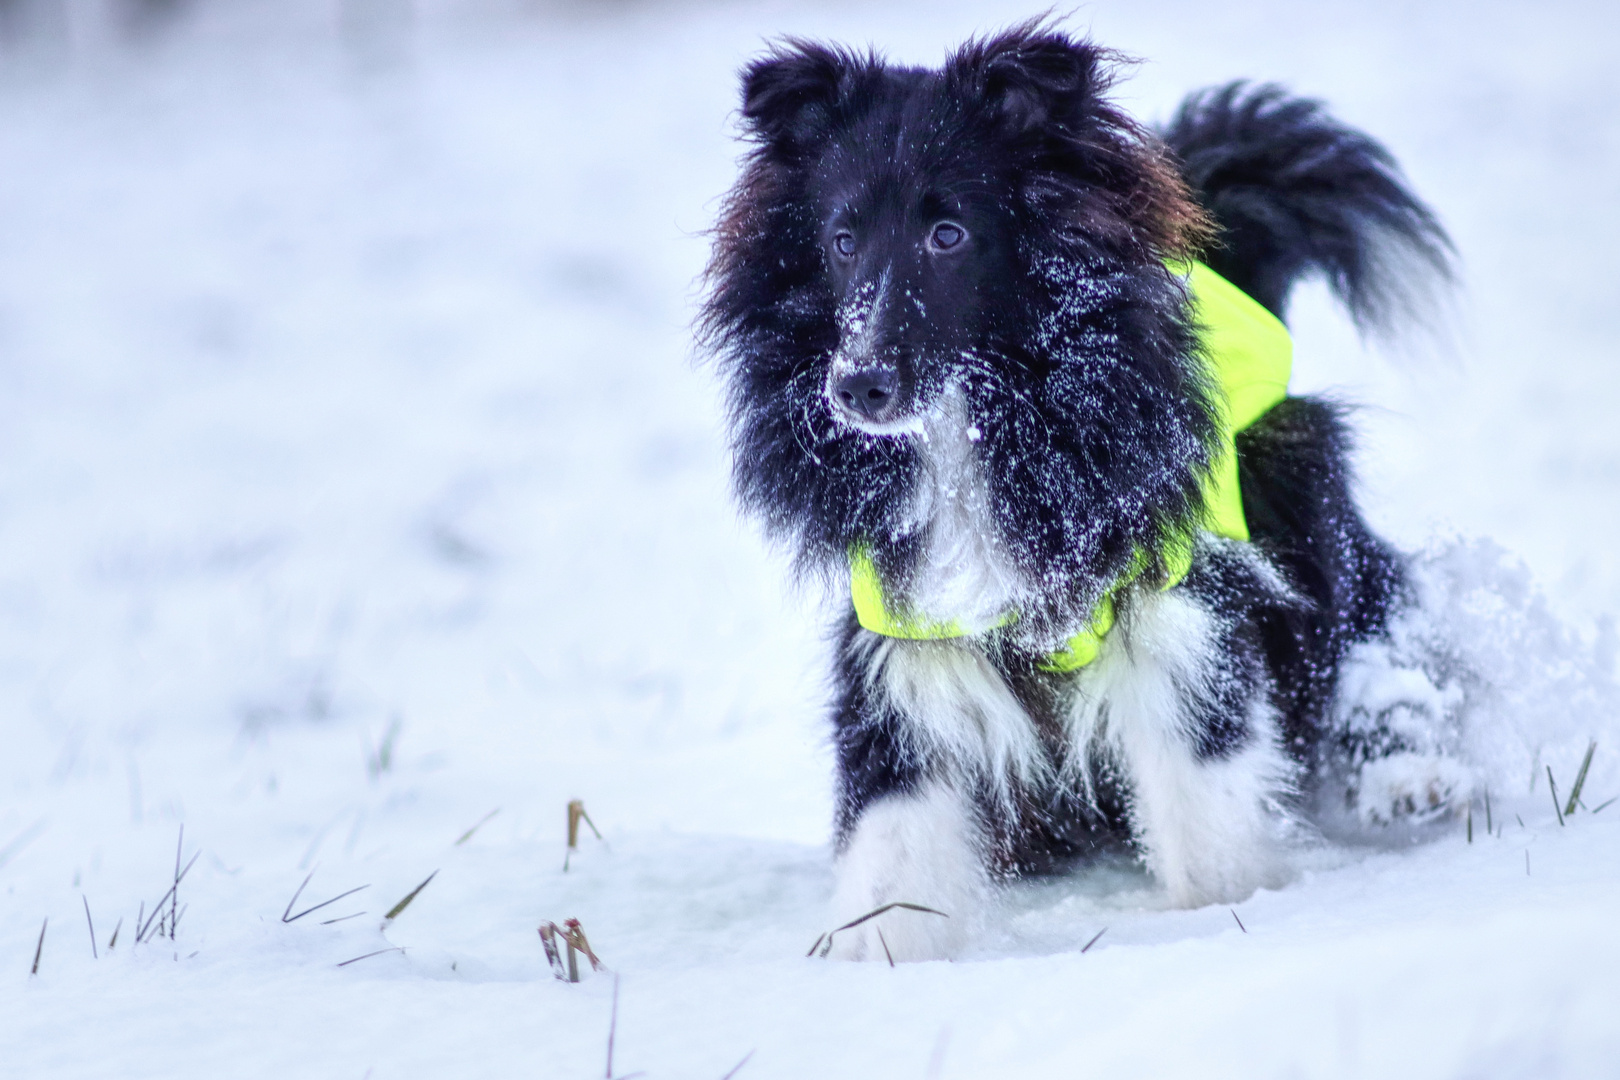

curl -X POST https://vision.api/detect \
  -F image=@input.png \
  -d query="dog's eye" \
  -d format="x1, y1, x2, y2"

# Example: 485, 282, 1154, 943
929, 222, 966, 252
832, 232, 856, 258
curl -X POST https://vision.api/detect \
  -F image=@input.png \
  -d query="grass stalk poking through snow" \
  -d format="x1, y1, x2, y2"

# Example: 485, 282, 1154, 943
281, 871, 370, 923
539, 919, 604, 982
1485, 787, 1492, 834
454, 808, 500, 846
1547, 766, 1565, 826
1232, 909, 1248, 933
1081, 928, 1107, 953
83, 896, 97, 959
1565, 740, 1597, 817
366, 717, 401, 781
719, 1051, 755, 1080
383, 871, 438, 922
564, 800, 603, 871
29, 918, 46, 975
606, 974, 620, 1078
337, 947, 406, 968
136, 845, 200, 944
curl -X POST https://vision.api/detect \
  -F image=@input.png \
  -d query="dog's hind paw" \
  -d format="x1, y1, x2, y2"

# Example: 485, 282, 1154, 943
1349, 752, 1473, 827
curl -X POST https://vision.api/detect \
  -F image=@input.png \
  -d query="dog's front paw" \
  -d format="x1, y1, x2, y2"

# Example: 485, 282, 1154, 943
1350, 752, 1473, 827
820, 901, 957, 963
822, 784, 986, 962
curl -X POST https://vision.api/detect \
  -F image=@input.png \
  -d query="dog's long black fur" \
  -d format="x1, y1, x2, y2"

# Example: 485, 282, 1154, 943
702, 24, 1454, 894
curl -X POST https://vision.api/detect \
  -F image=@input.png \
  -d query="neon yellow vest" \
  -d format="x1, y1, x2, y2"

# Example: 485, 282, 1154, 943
849, 261, 1291, 671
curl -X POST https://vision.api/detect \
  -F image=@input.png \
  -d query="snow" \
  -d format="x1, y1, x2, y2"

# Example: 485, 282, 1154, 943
2, 1, 1618, 1077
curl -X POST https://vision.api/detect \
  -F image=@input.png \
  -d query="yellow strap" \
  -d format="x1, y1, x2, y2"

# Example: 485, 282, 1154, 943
849, 261, 1291, 666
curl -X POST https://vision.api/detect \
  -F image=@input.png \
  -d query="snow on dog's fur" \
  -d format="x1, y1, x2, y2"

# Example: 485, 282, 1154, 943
700, 22, 1459, 959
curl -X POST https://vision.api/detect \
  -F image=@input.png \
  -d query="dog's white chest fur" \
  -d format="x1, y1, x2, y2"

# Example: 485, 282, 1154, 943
904, 390, 1023, 632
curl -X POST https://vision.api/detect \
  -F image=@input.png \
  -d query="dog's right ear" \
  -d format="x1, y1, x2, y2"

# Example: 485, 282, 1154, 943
740, 41, 854, 149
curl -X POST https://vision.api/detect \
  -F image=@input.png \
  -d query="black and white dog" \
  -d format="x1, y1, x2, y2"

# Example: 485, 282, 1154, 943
701, 23, 1462, 960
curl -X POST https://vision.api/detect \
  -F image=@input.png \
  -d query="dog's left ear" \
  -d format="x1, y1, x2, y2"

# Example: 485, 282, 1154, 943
948, 24, 1110, 134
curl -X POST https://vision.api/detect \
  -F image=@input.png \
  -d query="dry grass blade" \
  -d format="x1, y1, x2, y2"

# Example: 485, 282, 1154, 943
82, 896, 97, 960
1566, 740, 1597, 817
319, 911, 368, 926
337, 946, 406, 968
30, 917, 46, 976
455, 808, 500, 846
564, 800, 604, 872
1591, 796, 1617, 814
1080, 928, 1106, 953
804, 932, 826, 959
1485, 787, 1493, 833
719, 1050, 755, 1080
170, 825, 183, 942
539, 919, 605, 982
106, 917, 122, 951
287, 883, 370, 923
1232, 909, 1247, 933
876, 926, 895, 967
1547, 766, 1565, 826
605, 973, 620, 1079
366, 717, 401, 780
137, 850, 201, 943
539, 922, 566, 979
811, 902, 949, 959
383, 870, 438, 922
1466, 803, 1473, 843
281, 871, 315, 921
564, 919, 604, 974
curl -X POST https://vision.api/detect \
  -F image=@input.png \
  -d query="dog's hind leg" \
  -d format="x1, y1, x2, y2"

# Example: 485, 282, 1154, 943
1072, 546, 1298, 908
823, 627, 1044, 961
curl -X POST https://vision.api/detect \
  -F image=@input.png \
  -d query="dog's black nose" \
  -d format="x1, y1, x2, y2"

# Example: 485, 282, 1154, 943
833, 367, 900, 422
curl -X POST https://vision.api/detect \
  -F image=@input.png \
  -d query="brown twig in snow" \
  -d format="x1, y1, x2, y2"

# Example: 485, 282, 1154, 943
564, 800, 604, 871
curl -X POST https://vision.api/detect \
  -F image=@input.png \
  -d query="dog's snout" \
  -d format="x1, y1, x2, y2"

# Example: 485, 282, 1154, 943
833, 367, 900, 422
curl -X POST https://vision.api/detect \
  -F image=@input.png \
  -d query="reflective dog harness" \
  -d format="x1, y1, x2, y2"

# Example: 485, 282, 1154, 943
849, 261, 1292, 671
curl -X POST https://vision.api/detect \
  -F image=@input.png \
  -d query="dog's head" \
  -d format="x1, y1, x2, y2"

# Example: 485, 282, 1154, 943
703, 22, 1218, 622
732, 26, 1207, 435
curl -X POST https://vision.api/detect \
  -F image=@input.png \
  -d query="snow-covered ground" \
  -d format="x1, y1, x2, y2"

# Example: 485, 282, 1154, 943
2, 1, 1618, 1077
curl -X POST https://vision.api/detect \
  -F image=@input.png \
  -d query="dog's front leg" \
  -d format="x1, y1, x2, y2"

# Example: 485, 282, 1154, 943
827, 778, 985, 962
821, 633, 1018, 962
1087, 587, 1295, 908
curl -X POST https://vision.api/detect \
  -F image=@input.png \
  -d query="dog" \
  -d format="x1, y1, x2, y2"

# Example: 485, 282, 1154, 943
700, 22, 1463, 961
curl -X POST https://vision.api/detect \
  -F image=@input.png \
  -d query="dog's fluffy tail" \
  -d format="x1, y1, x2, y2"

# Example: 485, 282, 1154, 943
1160, 82, 1454, 335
